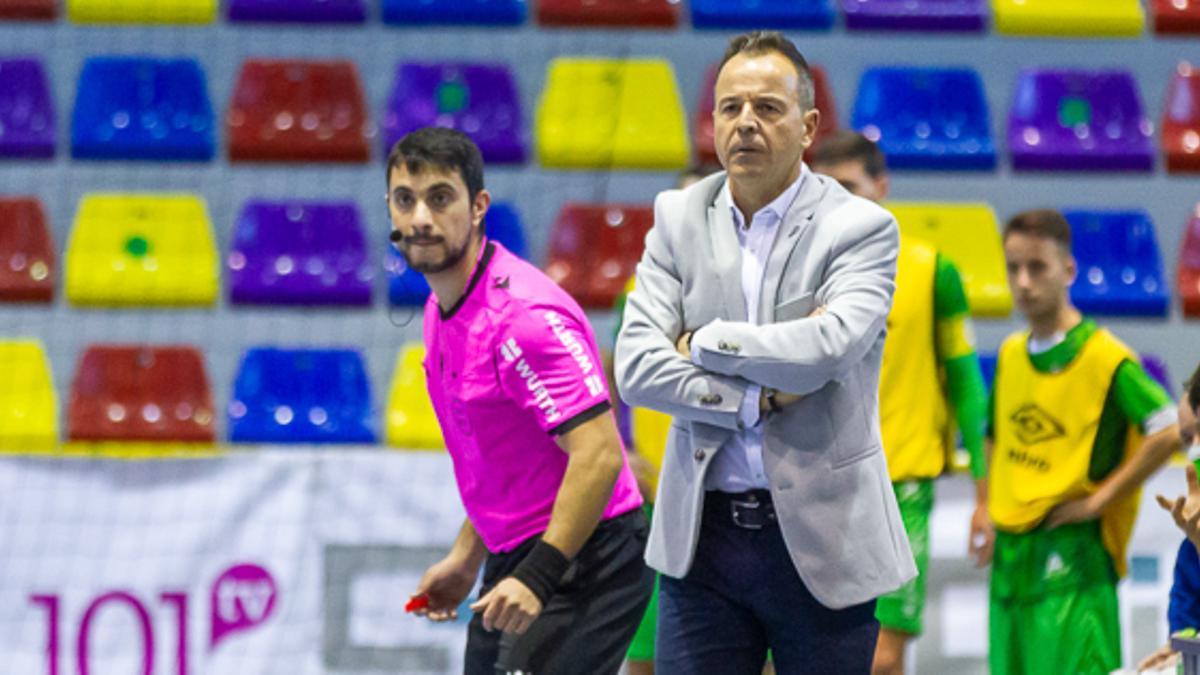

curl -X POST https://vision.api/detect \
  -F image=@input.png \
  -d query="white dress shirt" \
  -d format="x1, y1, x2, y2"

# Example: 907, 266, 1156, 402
697, 170, 806, 493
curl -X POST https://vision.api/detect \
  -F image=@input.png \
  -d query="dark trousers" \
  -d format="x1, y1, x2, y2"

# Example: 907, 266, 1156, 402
656, 490, 880, 675
464, 508, 654, 675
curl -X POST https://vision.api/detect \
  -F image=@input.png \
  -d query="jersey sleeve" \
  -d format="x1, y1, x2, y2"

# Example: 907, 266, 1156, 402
933, 255, 988, 478
496, 302, 612, 437
1171, 539, 1200, 633
1111, 359, 1178, 435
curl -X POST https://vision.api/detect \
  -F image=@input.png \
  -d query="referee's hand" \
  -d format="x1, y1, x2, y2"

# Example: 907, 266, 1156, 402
470, 577, 543, 635
412, 556, 478, 622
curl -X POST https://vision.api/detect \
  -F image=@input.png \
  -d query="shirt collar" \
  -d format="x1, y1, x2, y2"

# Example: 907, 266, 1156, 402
723, 163, 807, 229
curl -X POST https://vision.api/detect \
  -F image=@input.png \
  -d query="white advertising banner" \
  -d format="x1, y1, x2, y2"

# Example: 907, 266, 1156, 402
0, 450, 1189, 674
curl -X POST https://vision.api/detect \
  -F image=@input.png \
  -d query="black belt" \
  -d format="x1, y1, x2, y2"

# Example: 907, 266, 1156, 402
705, 489, 777, 530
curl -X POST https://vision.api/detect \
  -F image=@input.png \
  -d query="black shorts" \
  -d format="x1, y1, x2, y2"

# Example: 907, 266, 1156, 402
464, 508, 654, 675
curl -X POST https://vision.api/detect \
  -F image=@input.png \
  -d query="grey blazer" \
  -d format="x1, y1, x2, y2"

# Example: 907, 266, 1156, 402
614, 166, 917, 609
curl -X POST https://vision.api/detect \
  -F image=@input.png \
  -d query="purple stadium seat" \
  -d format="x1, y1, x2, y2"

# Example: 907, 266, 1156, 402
843, 0, 986, 31
227, 200, 373, 306
1008, 69, 1153, 172
382, 62, 525, 164
227, 0, 365, 23
0, 58, 54, 159
1141, 354, 1172, 394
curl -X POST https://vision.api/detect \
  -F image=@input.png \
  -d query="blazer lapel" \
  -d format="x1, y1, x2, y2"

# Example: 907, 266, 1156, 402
708, 182, 747, 321
758, 164, 826, 321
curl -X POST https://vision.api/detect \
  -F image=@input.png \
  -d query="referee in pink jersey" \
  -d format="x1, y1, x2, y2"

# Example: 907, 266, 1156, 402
392, 127, 653, 674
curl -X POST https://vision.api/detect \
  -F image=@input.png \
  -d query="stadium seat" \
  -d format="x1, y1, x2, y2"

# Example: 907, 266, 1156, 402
65, 194, 219, 307
227, 0, 365, 23
1141, 354, 1172, 394
977, 352, 997, 394
852, 67, 996, 170
0, 58, 54, 158
991, 0, 1144, 37
536, 58, 689, 170
228, 200, 373, 307
382, 0, 523, 24
1063, 210, 1169, 317
1153, 0, 1200, 34
71, 57, 215, 162
228, 59, 369, 164
67, 345, 216, 443
1163, 62, 1200, 173
67, 0, 216, 24
843, 0, 986, 31
0, 340, 57, 450
690, 0, 835, 29
229, 348, 377, 444
388, 202, 529, 305
1178, 206, 1200, 317
382, 62, 525, 164
537, 0, 679, 27
0, 0, 56, 19
696, 63, 837, 164
1007, 69, 1153, 172
544, 204, 653, 309
0, 197, 55, 303
886, 202, 1013, 317
385, 344, 443, 450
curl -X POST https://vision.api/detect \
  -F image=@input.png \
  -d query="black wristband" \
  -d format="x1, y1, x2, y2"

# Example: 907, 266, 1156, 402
765, 388, 783, 414
510, 540, 570, 605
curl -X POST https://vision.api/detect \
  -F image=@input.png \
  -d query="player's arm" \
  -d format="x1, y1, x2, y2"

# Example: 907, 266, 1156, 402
969, 389, 996, 567
933, 256, 988, 481
1046, 360, 1182, 528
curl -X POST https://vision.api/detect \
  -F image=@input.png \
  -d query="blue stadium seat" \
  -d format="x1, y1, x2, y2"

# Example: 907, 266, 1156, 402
1064, 209, 1169, 317
388, 202, 528, 306
978, 352, 997, 394
71, 57, 214, 161
852, 67, 995, 170
382, 0, 524, 25
691, 0, 835, 29
229, 348, 377, 444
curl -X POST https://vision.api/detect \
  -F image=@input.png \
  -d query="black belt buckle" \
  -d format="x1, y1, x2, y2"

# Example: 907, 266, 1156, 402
730, 497, 767, 530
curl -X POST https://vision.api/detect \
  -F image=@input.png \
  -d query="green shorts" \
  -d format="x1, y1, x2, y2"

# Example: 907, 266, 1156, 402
989, 521, 1121, 675
875, 479, 933, 636
627, 504, 659, 662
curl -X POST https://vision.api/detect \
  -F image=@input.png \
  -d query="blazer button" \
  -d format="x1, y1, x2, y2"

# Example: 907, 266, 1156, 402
694, 449, 706, 461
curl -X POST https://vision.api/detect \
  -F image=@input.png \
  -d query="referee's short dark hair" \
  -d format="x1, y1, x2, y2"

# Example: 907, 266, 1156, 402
1003, 209, 1072, 253
386, 127, 485, 203
808, 130, 887, 179
717, 31, 815, 110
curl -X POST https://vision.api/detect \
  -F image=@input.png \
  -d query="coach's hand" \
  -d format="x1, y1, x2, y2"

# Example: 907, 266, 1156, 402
470, 577, 543, 635
412, 557, 478, 622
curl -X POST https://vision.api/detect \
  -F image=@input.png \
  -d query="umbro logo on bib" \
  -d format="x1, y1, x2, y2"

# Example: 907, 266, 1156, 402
1009, 403, 1067, 445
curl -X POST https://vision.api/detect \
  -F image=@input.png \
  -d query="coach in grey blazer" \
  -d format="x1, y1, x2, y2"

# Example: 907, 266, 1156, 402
615, 31, 915, 673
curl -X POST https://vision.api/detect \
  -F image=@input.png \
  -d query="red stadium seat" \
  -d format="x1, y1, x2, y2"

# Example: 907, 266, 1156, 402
694, 63, 837, 164
1153, 0, 1200, 34
68, 345, 216, 442
227, 59, 369, 163
536, 0, 679, 27
0, 197, 55, 303
1164, 62, 1200, 173
544, 204, 654, 309
1181, 207, 1200, 317
0, 0, 56, 19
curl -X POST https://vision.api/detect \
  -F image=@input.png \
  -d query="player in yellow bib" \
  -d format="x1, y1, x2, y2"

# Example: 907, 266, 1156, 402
986, 209, 1181, 674
810, 132, 989, 675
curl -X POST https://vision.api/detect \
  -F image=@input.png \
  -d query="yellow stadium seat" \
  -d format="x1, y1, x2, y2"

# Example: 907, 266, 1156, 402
886, 202, 1013, 317
385, 344, 444, 450
67, 0, 216, 24
65, 194, 218, 307
0, 340, 57, 450
991, 0, 1144, 37
536, 58, 690, 170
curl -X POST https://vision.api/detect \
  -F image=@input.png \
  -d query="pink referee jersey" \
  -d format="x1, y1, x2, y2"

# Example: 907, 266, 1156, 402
422, 240, 643, 553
